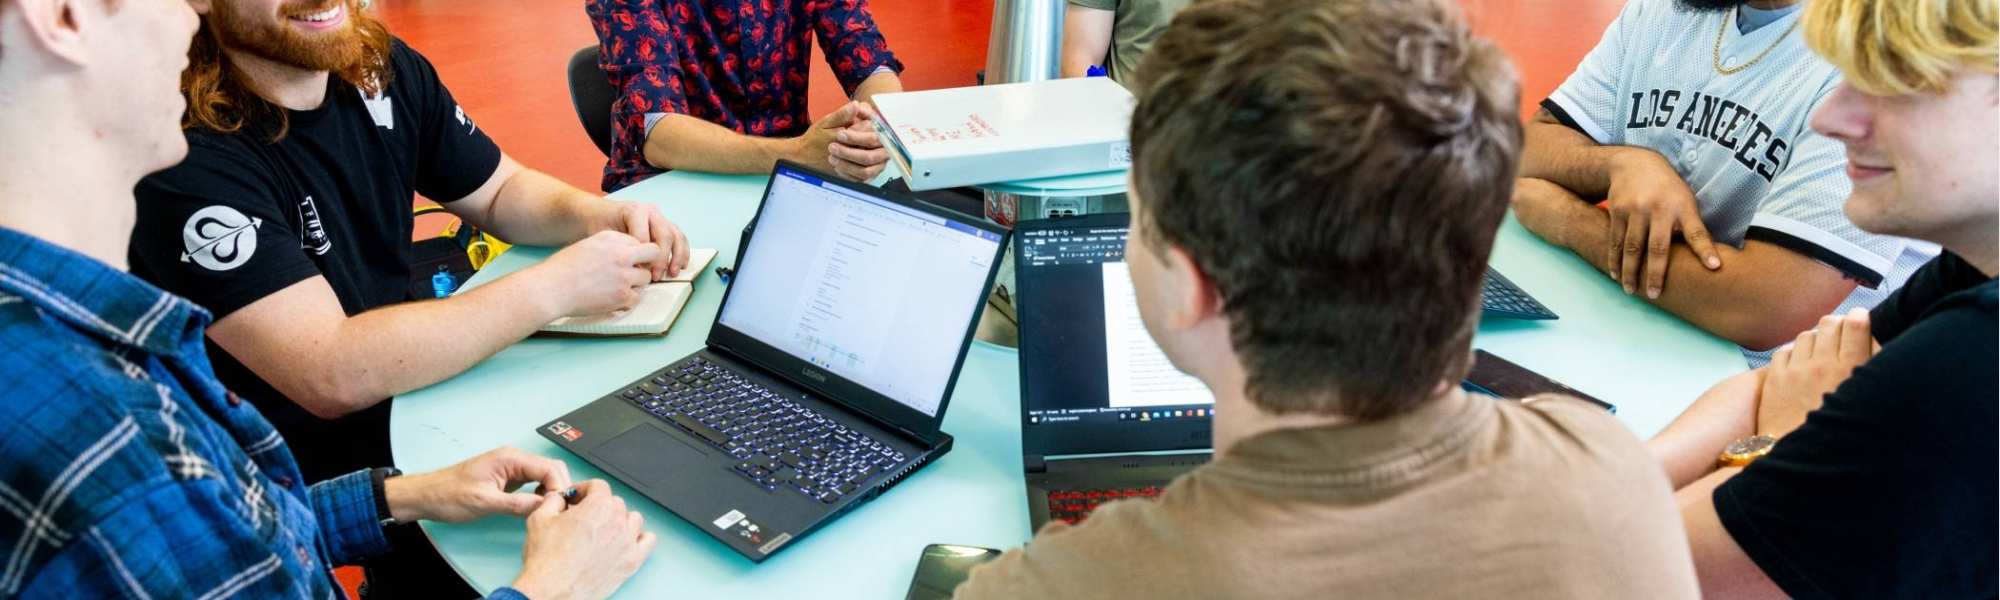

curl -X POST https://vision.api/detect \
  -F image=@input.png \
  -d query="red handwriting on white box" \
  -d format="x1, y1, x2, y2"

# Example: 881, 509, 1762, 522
901, 114, 1000, 144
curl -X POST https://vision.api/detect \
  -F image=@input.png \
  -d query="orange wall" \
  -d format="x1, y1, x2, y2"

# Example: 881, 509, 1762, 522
376, 0, 1617, 196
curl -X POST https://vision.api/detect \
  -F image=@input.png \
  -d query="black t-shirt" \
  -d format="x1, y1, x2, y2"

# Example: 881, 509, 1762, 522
130, 39, 501, 484
1715, 252, 1998, 599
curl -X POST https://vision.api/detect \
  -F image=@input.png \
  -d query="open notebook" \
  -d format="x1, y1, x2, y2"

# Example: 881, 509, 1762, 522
539, 247, 718, 336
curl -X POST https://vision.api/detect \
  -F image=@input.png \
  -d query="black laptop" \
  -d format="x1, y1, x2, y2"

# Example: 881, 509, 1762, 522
538, 161, 1010, 562
1012, 214, 1216, 530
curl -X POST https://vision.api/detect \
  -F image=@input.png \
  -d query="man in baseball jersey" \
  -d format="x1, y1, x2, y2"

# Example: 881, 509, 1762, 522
1511, 0, 1936, 357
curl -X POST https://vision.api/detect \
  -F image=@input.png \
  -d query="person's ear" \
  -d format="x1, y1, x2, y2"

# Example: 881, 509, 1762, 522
1163, 244, 1222, 330
7, 0, 92, 67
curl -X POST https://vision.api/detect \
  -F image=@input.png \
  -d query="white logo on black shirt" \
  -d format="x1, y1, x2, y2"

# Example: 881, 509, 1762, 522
299, 195, 332, 256
362, 90, 394, 130
181, 206, 262, 271
454, 104, 477, 135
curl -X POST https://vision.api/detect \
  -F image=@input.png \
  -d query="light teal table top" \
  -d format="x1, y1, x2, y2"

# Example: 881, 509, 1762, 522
391, 170, 1748, 598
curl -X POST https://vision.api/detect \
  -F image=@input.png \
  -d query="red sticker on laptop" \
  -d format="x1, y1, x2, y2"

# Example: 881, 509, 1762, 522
547, 421, 583, 442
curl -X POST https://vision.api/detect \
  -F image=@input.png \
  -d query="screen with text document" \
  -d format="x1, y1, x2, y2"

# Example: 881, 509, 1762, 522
1017, 223, 1216, 428
719, 170, 1003, 417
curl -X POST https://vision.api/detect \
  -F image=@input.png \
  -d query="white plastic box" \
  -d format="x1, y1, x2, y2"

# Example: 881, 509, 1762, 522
873, 77, 1134, 191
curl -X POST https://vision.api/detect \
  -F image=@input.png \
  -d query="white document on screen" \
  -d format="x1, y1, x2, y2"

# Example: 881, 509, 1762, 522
1101, 261, 1215, 408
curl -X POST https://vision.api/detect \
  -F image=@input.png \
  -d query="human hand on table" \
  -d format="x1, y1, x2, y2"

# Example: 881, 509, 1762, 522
1757, 308, 1875, 437
527, 231, 661, 318
1604, 148, 1724, 298
594, 200, 689, 280
383, 446, 574, 523
511, 479, 658, 600
828, 102, 890, 182
792, 101, 889, 182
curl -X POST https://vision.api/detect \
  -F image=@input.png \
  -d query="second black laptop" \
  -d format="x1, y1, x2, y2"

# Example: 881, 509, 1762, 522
1012, 214, 1217, 530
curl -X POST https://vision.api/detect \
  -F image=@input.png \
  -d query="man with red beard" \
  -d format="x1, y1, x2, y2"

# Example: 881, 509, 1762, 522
587, 0, 904, 191
126, 0, 690, 596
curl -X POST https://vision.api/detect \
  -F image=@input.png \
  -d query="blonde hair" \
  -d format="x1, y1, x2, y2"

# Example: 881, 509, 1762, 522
1804, 0, 1998, 95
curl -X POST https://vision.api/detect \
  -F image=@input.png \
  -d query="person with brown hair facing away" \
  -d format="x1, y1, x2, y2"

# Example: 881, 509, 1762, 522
954, 0, 1699, 597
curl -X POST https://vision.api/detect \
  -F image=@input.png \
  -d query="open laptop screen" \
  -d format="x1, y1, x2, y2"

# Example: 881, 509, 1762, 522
1015, 214, 1215, 455
718, 167, 1004, 418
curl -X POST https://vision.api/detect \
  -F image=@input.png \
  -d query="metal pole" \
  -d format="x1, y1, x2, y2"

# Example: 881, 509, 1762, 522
984, 0, 1066, 85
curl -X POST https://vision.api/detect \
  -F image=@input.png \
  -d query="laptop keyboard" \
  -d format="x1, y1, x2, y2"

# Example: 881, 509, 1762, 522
1045, 486, 1163, 525
621, 357, 905, 504
1481, 270, 1558, 320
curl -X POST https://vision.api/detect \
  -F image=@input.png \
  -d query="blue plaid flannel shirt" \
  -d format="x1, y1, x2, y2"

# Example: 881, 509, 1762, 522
0, 227, 525, 599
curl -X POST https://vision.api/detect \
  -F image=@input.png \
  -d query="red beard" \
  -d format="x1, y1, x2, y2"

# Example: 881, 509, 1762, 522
210, 0, 372, 73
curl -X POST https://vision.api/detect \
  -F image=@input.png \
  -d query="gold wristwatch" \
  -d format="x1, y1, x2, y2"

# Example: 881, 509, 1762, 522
1718, 434, 1779, 467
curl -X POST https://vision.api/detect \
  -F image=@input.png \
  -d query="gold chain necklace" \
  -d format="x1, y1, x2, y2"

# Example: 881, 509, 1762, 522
1712, 6, 1801, 75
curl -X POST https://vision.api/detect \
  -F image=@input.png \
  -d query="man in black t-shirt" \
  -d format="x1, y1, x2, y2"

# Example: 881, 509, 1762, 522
129, 1, 690, 597
1645, 0, 1997, 597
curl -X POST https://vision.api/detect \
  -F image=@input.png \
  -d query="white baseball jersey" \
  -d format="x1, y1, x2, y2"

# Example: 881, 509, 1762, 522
1546, 0, 1937, 359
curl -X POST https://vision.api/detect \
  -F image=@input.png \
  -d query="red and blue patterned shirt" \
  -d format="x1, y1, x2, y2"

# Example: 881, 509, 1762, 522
587, 0, 903, 192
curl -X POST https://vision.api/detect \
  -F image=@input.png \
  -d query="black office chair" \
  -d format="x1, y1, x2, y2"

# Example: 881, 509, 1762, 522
566, 45, 615, 158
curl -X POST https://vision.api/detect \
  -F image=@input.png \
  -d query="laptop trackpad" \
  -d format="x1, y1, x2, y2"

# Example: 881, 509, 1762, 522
591, 424, 709, 485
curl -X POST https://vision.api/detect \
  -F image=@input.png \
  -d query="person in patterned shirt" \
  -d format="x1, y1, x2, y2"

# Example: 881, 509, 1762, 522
588, 0, 906, 191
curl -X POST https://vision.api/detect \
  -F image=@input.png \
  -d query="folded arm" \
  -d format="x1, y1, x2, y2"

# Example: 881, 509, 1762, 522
1521, 106, 1628, 197
642, 114, 820, 175
1676, 469, 1787, 599
1513, 177, 1855, 350
853, 69, 902, 106
444, 154, 621, 247
1648, 368, 1761, 489
206, 268, 565, 418
24, 478, 347, 598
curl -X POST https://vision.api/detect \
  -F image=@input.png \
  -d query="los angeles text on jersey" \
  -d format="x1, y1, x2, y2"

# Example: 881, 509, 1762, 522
1625, 88, 1789, 182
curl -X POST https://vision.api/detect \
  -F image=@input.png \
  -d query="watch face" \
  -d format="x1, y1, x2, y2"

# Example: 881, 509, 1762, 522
1725, 434, 1778, 457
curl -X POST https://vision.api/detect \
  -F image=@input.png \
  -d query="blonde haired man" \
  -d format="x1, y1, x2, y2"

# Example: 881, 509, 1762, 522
1647, 0, 1997, 596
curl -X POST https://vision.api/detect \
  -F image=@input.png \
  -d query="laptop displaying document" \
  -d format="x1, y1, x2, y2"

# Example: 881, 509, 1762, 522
1012, 213, 1215, 530
538, 161, 1009, 562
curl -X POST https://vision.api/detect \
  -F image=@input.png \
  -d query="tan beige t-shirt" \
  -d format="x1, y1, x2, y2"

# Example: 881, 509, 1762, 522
956, 392, 1698, 599
1067, 0, 1193, 87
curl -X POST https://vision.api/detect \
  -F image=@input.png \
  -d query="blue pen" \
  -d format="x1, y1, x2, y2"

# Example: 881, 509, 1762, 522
1085, 65, 1107, 78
